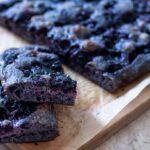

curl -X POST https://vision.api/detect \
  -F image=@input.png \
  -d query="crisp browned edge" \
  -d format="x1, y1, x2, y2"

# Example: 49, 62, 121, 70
4, 86, 150, 150
79, 86, 150, 150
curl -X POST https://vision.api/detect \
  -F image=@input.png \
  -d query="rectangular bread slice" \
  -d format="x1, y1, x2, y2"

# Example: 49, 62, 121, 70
0, 0, 150, 92
0, 83, 58, 143
0, 45, 76, 105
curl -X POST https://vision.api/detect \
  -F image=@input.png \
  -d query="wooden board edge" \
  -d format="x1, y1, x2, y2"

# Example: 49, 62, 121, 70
5, 144, 23, 150
79, 86, 150, 150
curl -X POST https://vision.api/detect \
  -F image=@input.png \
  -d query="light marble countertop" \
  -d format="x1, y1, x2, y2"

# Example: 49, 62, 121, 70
96, 109, 150, 150
1, 109, 150, 150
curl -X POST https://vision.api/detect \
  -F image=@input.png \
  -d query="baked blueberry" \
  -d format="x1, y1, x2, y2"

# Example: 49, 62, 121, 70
0, 0, 19, 12
0, 0, 54, 22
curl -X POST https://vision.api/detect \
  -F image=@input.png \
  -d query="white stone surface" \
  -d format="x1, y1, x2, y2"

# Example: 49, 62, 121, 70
96, 109, 150, 150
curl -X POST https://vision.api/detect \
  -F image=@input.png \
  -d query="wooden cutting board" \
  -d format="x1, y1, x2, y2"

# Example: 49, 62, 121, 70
0, 27, 150, 150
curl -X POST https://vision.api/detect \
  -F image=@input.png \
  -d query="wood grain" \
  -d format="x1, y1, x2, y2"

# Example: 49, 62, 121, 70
80, 86, 150, 150
0, 27, 149, 150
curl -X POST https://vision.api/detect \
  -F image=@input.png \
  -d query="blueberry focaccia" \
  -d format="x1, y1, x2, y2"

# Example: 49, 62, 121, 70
0, 0, 150, 92
0, 83, 58, 143
0, 45, 76, 105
